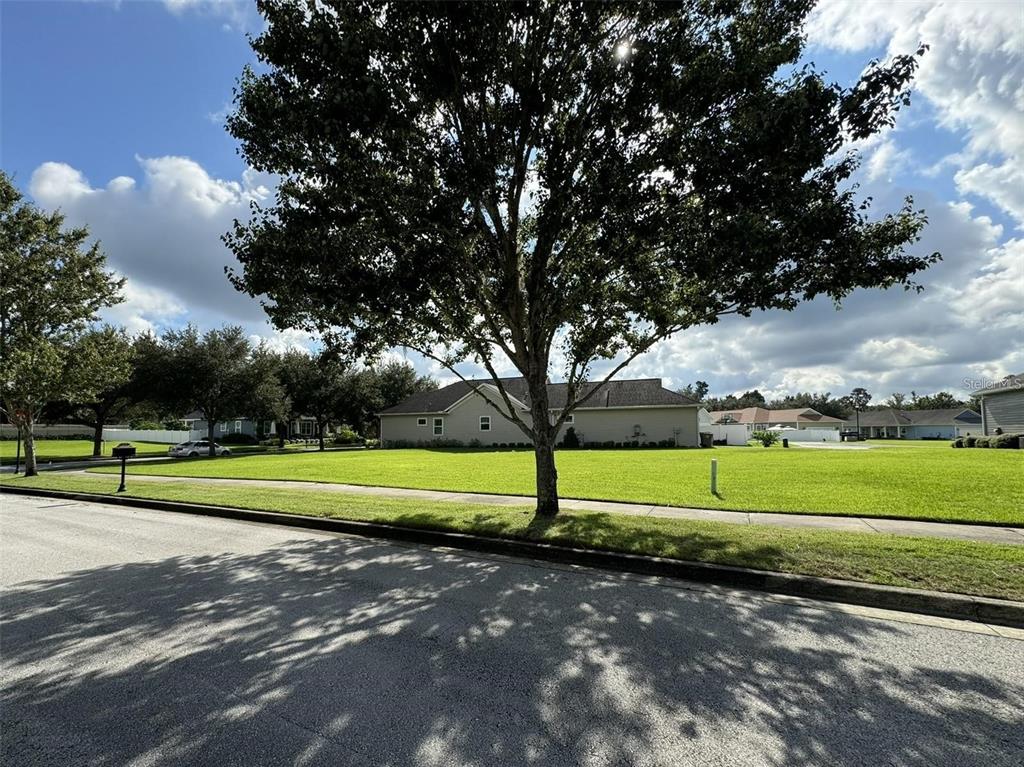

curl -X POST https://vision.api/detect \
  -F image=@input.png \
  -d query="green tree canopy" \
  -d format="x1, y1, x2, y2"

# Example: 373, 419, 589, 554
226, 1, 938, 514
0, 172, 124, 474
159, 325, 261, 456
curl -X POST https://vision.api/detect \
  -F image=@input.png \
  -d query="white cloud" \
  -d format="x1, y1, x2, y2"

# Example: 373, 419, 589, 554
102, 282, 186, 336
954, 163, 1024, 224
247, 327, 318, 355
807, 1, 1024, 222
162, 0, 258, 31
29, 155, 276, 338
855, 338, 943, 366
865, 137, 911, 183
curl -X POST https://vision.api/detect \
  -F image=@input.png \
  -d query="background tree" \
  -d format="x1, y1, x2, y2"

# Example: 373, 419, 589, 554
909, 391, 967, 410
68, 326, 135, 457
766, 391, 849, 419
358, 359, 439, 436
286, 351, 350, 451
248, 345, 290, 443
845, 387, 873, 433
161, 325, 258, 457
678, 381, 709, 402
0, 172, 124, 475
886, 392, 908, 409
226, 1, 938, 515
704, 390, 768, 412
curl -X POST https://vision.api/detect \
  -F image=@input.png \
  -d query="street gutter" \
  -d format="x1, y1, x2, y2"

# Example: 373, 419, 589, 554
3, 484, 1022, 629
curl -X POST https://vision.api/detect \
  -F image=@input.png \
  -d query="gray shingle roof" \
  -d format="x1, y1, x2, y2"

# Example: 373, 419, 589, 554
843, 408, 981, 427
379, 377, 697, 415
977, 374, 1024, 396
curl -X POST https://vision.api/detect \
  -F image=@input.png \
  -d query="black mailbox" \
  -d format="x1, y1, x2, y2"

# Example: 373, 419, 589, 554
112, 443, 136, 492
112, 443, 137, 459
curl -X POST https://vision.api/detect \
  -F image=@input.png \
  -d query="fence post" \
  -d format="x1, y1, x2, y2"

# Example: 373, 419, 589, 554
710, 458, 718, 495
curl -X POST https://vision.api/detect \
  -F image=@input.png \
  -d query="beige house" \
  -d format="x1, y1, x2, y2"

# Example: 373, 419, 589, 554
379, 377, 707, 447
708, 407, 845, 435
977, 374, 1024, 436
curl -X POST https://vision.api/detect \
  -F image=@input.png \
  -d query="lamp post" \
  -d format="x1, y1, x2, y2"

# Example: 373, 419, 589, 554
112, 442, 136, 492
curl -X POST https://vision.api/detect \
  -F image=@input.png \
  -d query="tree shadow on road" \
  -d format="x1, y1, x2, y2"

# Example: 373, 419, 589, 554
2, 533, 1022, 766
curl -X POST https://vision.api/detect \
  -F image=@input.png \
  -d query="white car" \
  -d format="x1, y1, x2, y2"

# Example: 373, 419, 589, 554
168, 440, 232, 458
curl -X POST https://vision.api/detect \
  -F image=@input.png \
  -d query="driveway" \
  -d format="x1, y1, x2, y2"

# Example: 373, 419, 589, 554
2, 496, 1022, 766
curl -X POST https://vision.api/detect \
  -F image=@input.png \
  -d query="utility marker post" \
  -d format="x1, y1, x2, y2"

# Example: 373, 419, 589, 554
710, 458, 718, 495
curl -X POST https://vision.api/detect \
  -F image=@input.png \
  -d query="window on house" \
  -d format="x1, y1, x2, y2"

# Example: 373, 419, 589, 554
218, 422, 227, 432
300, 420, 313, 436
234, 420, 242, 434
417, 418, 427, 426
433, 417, 444, 436
564, 414, 574, 424
633, 424, 642, 437
480, 416, 491, 431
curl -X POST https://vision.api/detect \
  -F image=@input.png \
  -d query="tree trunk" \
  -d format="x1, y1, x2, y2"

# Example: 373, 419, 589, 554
318, 421, 325, 451
528, 381, 559, 516
208, 420, 217, 457
277, 420, 287, 448
23, 417, 38, 477
92, 419, 104, 457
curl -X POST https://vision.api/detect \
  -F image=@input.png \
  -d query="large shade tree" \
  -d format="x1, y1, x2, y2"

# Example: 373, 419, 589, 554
0, 172, 124, 475
226, 1, 939, 515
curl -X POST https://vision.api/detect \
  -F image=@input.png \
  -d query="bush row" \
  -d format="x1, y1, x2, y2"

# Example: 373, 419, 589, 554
380, 438, 696, 450
952, 433, 1023, 449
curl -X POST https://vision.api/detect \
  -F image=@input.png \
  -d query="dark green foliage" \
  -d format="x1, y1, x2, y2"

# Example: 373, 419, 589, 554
562, 426, 580, 448
218, 433, 259, 445
990, 433, 1022, 449
0, 172, 124, 474
751, 430, 781, 447
225, 1, 938, 513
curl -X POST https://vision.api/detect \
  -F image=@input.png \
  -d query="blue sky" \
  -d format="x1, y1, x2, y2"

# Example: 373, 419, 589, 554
3, 0, 1022, 400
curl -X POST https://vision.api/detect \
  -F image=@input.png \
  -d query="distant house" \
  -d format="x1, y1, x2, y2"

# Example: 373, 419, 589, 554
977, 374, 1024, 436
182, 412, 321, 440
843, 408, 982, 440
708, 407, 845, 436
379, 377, 707, 447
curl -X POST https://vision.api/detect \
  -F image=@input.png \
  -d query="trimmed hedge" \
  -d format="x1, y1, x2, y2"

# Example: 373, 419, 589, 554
952, 433, 1021, 449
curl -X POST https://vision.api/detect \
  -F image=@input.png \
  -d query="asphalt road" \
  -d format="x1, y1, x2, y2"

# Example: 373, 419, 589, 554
2, 496, 1022, 767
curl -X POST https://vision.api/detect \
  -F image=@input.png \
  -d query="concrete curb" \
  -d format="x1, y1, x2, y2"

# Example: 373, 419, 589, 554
4, 484, 1023, 629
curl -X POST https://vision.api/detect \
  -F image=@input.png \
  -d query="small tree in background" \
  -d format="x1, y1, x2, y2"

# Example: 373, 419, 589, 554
226, 2, 938, 515
751, 430, 781, 448
846, 387, 873, 434
0, 172, 124, 475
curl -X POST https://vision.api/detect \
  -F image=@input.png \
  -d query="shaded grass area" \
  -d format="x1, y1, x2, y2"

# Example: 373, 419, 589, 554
5, 472, 1023, 601
0, 440, 171, 465
87, 445, 1024, 525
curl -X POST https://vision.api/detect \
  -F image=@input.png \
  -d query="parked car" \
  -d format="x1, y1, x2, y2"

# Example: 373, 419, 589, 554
168, 440, 231, 458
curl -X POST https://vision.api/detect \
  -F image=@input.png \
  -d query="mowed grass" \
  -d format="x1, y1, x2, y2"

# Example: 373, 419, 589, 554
87, 445, 1024, 525
0, 439, 171, 465
5, 471, 1023, 601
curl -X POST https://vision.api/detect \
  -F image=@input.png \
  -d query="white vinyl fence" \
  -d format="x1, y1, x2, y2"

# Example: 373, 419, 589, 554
775, 429, 840, 443
102, 428, 189, 444
709, 424, 750, 446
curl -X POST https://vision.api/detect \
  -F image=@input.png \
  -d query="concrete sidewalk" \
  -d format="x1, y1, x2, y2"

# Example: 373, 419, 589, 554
65, 470, 1024, 546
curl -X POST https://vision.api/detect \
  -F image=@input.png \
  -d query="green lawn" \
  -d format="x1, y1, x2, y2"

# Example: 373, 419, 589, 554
0, 439, 172, 465
84, 445, 1024, 525
0, 438, 332, 466
5, 471, 1023, 601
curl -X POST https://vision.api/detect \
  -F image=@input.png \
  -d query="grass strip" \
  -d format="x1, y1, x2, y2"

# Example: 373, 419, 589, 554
83, 446, 1024, 525
5, 472, 1023, 602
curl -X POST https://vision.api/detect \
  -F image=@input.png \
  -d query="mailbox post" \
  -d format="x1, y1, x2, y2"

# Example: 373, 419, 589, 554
112, 442, 136, 492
